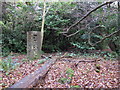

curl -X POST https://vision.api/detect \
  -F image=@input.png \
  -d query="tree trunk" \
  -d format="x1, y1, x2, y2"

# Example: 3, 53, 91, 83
117, 1, 120, 60
118, 1, 120, 30
40, 0, 46, 56
0, 2, 2, 57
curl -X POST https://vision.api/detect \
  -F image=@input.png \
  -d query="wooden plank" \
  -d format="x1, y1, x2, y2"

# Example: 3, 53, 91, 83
10, 57, 57, 88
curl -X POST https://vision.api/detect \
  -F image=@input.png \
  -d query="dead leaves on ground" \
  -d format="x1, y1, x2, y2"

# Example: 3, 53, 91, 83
42, 58, 119, 88
1, 55, 45, 88
1, 54, 120, 88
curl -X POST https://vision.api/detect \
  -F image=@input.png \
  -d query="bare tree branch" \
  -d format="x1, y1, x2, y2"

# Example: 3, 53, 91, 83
45, 3, 51, 16
63, 30, 81, 37
63, 20, 106, 37
88, 29, 120, 46
60, 1, 114, 34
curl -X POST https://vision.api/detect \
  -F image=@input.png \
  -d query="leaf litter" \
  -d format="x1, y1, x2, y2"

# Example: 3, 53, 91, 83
1, 54, 46, 88
1, 53, 120, 88
37, 57, 120, 88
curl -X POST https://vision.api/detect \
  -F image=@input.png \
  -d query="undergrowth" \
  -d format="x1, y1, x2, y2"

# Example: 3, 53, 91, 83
0, 56, 19, 72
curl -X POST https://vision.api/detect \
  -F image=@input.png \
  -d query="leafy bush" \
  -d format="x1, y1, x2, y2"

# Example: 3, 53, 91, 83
2, 29, 27, 56
1, 2, 119, 57
2, 2, 74, 55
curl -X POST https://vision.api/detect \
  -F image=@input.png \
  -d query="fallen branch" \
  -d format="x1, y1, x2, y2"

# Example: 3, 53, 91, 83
60, 58, 101, 63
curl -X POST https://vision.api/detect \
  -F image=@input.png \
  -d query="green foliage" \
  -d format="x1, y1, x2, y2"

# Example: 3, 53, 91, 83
101, 51, 118, 60
67, 53, 76, 57
66, 68, 74, 77
21, 58, 28, 62
2, 30, 27, 56
38, 59, 46, 64
71, 42, 95, 51
37, 56, 51, 64
70, 85, 81, 88
58, 77, 72, 84
2, 2, 74, 55
95, 64, 100, 73
95, 69, 100, 73
0, 21, 7, 28
58, 78, 68, 84
2, 47, 10, 57
58, 68, 74, 85
2, 2, 119, 57
33, 55, 40, 60
0, 57, 19, 72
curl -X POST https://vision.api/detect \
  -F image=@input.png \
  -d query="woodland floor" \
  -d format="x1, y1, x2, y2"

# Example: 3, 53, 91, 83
1, 52, 120, 88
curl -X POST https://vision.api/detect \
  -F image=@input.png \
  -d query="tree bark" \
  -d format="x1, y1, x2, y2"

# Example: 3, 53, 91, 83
40, 0, 46, 55
118, 1, 120, 30
0, 2, 2, 57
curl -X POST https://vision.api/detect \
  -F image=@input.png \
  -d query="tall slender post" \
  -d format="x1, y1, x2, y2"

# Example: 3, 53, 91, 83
0, 1, 2, 57
40, 0, 46, 53
117, 1, 120, 38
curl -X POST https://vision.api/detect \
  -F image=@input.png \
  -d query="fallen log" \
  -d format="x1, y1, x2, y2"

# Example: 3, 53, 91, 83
10, 57, 57, 88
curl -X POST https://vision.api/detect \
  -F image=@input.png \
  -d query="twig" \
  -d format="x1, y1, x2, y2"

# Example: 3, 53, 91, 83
60, 58, 101, 63
64, 30, 81, 37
